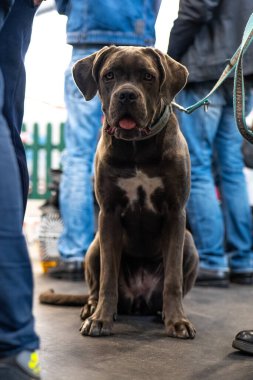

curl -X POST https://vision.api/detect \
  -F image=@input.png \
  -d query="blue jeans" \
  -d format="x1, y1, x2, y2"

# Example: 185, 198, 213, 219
176, 81, 253, 273
0, 0, 39, 357
58, 46, 103, 261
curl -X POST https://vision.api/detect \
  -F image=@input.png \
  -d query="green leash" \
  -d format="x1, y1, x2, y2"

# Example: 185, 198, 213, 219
234, 12, 253, 143
172, 12, 253, 142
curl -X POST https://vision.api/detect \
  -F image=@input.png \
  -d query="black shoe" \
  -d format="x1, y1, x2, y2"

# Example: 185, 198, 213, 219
230, 272, 253, 285
48, 260, 84, 281
195, 268, 229, 287
0, 350, 41, 379
232, 330, 253, 354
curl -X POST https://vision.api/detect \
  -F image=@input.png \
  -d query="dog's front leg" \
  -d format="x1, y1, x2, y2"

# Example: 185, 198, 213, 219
80, 210, 122, 337
162, 210, 196, 339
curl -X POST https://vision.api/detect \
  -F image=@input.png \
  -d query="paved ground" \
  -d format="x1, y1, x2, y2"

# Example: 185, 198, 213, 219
25, 201, 253, 380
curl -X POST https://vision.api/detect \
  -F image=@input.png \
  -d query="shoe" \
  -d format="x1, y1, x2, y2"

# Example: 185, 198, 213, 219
0, 350, 41, 379
195, 268, 229, 287
232, 330, 253, 354
230, 272, 253, 285
48, 260, 84, 281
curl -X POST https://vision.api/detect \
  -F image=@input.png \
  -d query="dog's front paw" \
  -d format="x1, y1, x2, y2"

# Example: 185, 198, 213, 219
165, 317, 196, 339
80, 300, 97, 320
80, 317, 113, 337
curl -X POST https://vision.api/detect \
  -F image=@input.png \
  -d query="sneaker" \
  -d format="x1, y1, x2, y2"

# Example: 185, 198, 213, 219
232, 330, 253, 354
47, 259, 84, 281
195, 268, 229, 287
0, 350, 41, 379
230, 272, 253, 285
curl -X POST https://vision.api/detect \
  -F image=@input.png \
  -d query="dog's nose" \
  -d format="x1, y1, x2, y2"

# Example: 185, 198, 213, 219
118, 90, 138, 104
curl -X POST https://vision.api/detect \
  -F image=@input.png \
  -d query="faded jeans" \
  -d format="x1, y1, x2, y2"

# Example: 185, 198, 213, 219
176, 81, 253, 272
58, 47, 103, 261
0, 0, 39, 357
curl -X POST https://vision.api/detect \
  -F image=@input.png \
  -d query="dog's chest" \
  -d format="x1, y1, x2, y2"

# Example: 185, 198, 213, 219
117, 170, 164, 212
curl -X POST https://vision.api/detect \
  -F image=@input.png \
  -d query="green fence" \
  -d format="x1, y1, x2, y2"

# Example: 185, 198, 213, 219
23, 122, 65, 199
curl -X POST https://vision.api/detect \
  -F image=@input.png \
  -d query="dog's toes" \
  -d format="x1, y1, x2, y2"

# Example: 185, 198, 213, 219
80, 305, 90, 320
186, 322, 196, 339
80, 318, 92, 336
90, 321, 112, 337
100, 321, 113, 336
80, 302, 97, 320
80, 318, 112, 337
166, 319, 196, 339
80, 307, 86, 320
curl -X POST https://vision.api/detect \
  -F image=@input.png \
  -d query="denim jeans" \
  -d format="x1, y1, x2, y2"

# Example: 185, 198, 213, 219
0, 0, 39, 357
58, 47, 103, 261
176, 81, 253, 272
0, 0, 36, 213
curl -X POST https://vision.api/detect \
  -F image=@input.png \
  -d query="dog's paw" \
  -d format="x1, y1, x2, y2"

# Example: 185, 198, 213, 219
79, 317, 113, 337
80, 301, 97, 320
165, 318, 196, 339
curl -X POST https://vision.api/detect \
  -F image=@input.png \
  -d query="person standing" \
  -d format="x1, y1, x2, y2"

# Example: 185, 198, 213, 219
0, 0, 43, 379
50, 0, 161, 280
168, 0, 253, 287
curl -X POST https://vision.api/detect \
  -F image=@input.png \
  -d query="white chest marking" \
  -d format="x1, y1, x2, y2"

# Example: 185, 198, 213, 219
117, 170, 164, 212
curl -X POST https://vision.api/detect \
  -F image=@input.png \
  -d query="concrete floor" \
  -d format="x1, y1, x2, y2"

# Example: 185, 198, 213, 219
26, 202, 253, 380
32, 260, 253, 380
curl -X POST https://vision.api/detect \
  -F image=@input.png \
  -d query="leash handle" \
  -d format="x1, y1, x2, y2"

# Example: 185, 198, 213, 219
233, 12, 253, 143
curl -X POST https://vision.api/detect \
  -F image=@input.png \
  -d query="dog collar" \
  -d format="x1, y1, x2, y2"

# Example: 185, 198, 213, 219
105, 104, 173, 142
133, 104, 173, 141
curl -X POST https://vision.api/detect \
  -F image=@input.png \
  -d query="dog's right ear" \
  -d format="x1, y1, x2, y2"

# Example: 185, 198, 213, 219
72, 46, 117, 101
72, 52, 98, 101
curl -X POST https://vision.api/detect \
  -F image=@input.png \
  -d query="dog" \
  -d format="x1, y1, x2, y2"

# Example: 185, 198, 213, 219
40, 46, 199, 339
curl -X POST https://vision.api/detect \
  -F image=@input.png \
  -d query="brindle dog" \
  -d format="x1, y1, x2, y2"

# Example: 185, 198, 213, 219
40, 46, 198, 339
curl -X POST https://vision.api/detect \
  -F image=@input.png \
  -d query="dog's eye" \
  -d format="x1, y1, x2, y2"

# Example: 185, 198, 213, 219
144, 73, 153, 81
104, 72, 114, 81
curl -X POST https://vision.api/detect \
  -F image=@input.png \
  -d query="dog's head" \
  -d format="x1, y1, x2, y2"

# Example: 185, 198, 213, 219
73, 46, 188, 141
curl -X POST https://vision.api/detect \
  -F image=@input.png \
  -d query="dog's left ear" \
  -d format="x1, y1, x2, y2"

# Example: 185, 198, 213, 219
145, 48, 188, 104
72, 46, 117, 101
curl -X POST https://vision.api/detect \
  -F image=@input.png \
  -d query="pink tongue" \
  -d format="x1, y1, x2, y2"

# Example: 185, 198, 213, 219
119, 118, 136, 130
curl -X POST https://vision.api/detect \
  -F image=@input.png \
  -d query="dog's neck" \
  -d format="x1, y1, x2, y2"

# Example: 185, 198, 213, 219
136, 104, 173, 141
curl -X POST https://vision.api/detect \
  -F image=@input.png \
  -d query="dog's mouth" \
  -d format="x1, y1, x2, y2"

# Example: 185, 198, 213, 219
118, 118, 137, 130
105, 116, 150, 141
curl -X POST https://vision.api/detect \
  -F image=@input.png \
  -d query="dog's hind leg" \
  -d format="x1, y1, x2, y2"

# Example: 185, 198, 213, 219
80, 233, 100, 320
182, 230, 199, 296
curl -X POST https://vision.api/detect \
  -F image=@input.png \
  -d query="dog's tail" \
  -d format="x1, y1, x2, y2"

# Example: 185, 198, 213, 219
39, 289, 89, 306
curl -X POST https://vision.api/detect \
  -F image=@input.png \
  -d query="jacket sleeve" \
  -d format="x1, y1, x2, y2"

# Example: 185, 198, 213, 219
168, 0, 221, 61
54, 0, 70, 15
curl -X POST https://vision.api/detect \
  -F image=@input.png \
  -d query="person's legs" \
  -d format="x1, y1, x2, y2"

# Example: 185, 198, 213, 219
215, 97, 253, 282
54, 47, 102, 279
0, 70, 39, 357
0, 0, 36, 213
0, 1, 40, 377
176, 84, 229, 285
0, 87, 40, 379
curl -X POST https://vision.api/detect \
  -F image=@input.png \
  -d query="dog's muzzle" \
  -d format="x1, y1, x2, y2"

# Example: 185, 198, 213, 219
105, 105, 173, 141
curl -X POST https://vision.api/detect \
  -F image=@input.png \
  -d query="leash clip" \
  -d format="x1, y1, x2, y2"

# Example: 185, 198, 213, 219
203, 100, 210, 112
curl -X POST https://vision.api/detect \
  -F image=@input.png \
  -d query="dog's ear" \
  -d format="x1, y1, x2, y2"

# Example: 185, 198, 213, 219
145, 48, 188, 104
72, 46, 117, 101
